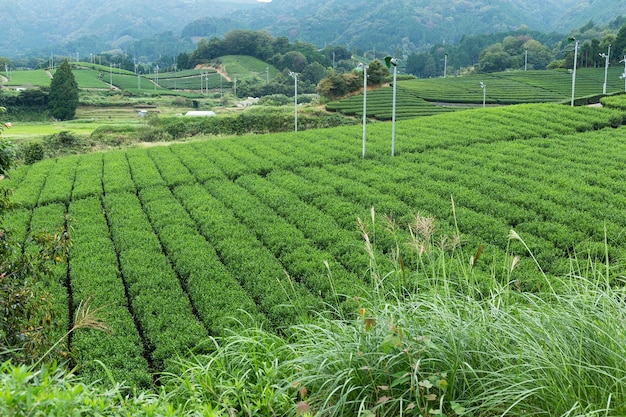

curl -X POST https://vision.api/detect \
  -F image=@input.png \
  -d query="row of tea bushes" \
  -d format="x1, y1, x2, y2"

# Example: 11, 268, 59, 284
103, 191, 208, 371
138, 185, 266, 332
204, 178, 363, 313
68, 197, 152, 388
173, 183, 320, 327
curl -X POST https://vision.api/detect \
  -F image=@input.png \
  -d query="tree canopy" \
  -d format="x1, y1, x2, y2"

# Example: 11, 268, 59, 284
48, 60, 79, 121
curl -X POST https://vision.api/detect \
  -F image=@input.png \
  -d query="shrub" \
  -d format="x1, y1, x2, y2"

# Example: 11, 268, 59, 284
0, 226, 71, 364
258, 94, 291, 106
21, 141, 44, 164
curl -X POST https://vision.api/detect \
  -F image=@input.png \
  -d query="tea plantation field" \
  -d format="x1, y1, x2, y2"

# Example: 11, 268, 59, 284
3, 101, 626, 388
327, 67, 626, 119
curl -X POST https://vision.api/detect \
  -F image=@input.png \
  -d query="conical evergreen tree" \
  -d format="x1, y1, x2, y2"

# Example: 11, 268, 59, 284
48, 60, 78, 121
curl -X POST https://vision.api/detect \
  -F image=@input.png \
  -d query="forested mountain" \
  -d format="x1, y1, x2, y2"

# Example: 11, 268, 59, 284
237, 0, 626, 54
2, 0, 625, 60
0, 0, 259, 58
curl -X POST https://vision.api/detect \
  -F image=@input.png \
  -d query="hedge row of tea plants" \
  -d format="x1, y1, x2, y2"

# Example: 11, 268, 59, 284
172, 183, 320, 327
4, 101, 626, 386
68, 197, 152, 388
137, 185, 266, 332
36, 156, 77, 206
125, 148, 167, 190
169, 143, 227, 183
103, 191, 208, 371
102, 151, 135, 195
235, 174, 372, 274
72, 152, 104, 200
204, 178, 363, 313
145, 147, 195, 187
10, 159, 56, 208
326, 86, 457, 120
25, 204, 70, 354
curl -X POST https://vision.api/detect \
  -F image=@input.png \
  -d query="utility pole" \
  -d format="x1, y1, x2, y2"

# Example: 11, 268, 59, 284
568, 37, 579, 106
289, 72, 298, 132
480, 82, 486, 107
359, 63, 368, 158
600, 44, 611, 95
525, 48, 528, 71
385, 56, 399, 156
619, 55, 626, 91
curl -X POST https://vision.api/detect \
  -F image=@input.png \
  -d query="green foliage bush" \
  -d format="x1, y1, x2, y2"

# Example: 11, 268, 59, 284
258, 94, 291, 106
0, 141, 15, 176
601, 92, 626, 110
21, 141, 44, 165
0, 200, 71, 364
154, 110, 356, 140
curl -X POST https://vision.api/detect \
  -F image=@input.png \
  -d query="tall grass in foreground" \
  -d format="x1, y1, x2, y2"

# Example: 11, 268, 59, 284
157, 211, 626, 416
3, 211, 626, 416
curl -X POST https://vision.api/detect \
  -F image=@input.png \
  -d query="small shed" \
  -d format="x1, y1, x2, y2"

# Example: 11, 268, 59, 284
184, 111, 216, 117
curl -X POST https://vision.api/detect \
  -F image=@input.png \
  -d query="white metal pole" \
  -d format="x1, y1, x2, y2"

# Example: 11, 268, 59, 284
289, 72, 298, 132
622, 56, 626, 92
294, 73, 298, 132
525, 48, 528, 71
480, 82, 486, 108
571, 40, 578, 106
362, 65, 367, 158
602, 45, 611, 95
444, 54, 448, 78
391, 65, 397, 156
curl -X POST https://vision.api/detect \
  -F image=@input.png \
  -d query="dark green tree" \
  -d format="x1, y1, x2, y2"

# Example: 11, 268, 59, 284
613, 24, 626, 57
177, 52, 190, 70
478, 44, 516, 73
366, 60, 389, 85
301, 62, 327, 84
48, 60, 78, 121
317, 72, 348, 100
189, 37, 223, 66
279, 51, 308, 73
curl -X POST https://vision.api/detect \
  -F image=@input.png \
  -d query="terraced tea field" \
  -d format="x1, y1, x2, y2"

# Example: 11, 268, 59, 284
3, 102, 626, 388
327, 67, 626, 119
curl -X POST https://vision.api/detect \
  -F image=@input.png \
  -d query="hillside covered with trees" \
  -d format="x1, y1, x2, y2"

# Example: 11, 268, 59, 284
2, 0, 626, 66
